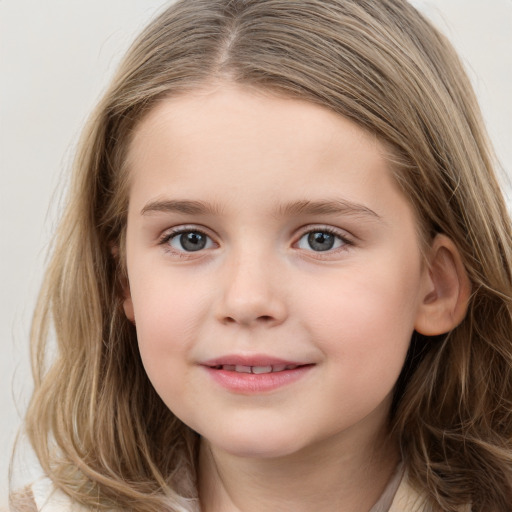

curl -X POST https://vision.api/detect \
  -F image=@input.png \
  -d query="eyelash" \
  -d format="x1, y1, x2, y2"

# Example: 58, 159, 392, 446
158, 225, 354, 256
294, 226, 354, 255
158, 226, 215, 256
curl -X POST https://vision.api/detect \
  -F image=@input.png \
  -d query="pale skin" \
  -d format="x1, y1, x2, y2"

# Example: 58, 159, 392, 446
122, 83, 470, 512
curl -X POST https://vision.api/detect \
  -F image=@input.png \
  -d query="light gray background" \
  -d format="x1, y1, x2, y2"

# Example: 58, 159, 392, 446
1, 0, 511, 506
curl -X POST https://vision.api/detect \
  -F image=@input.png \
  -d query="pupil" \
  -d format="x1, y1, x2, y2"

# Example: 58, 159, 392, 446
308, 232, 334, 251
181, 232, 206, 251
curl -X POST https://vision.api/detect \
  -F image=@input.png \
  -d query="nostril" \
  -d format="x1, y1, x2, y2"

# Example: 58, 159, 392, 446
217, 292, 287, 327
222, 314, 275, 325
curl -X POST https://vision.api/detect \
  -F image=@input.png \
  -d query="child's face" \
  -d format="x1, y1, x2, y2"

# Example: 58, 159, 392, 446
123, 84, 431, 459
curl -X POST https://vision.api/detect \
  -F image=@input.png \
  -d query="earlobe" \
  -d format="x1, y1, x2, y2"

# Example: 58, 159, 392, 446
415, 234, 471, 336
123, 294, 135, 324
121, 275, 136, 324
111, 243, 136, 324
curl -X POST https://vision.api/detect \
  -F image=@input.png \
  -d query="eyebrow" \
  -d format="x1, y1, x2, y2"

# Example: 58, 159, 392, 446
276, 199, 381, 220
141, 199, 223, 216
140, 198, 381, 220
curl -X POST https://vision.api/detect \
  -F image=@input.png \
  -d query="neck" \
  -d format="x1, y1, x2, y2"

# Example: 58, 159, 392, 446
198, 420, 399, 512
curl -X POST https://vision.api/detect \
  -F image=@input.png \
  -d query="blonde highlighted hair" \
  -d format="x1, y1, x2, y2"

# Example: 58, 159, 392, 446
13, 1, 512, 511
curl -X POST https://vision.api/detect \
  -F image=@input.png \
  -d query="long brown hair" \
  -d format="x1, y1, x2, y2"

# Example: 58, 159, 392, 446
14, 1, 512, 510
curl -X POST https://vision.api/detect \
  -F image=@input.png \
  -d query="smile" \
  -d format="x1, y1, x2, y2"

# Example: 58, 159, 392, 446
208, 364, 301, 374
202, 358, 314, 393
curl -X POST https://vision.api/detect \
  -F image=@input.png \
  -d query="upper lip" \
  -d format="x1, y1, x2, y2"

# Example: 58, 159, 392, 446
201, 355, 309, 367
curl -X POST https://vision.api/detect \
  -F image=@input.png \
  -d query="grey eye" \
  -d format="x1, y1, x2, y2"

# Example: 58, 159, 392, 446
169, 231, 213, 252
297, 231, 344, 252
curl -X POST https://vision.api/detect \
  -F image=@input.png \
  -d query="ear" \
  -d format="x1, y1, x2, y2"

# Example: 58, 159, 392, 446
414, 234, 471, 336
123, 287, 135, 324
111, 243, 136, 324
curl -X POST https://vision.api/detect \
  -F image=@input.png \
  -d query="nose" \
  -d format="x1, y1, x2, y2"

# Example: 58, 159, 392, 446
215, 250, 288, 328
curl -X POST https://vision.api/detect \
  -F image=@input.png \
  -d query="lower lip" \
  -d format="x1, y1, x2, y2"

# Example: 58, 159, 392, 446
203, 365, 313, 394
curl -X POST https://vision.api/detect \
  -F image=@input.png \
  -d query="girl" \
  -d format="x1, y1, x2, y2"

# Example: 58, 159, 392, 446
11, 0, 512, 511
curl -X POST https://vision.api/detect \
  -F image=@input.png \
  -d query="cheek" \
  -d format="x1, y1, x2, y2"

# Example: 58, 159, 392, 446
298, 258, 422, 370
129, 272, 208, 371
131, 282, 205, 416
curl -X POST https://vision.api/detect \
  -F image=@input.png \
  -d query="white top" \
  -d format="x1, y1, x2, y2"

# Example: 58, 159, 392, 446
29, 471, 446, 512
31, 478, 88, 512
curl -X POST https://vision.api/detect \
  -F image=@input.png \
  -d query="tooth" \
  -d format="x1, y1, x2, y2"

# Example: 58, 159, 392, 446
272, 365, 287, 372
222, 365, 236, 371
252, 366, 273, 374
235, 365, 252, 373
285, 365, 298, 370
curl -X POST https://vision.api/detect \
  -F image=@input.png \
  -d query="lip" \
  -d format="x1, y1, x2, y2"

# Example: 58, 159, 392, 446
200, 354, 314, 394
202, 354, 305, 367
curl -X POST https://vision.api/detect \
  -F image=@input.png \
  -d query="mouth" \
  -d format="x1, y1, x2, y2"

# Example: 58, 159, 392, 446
201, 356, 314, 393
206, 364, 305, 374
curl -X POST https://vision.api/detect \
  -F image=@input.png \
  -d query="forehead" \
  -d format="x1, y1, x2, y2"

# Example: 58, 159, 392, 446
129, 85, 387, 171
125, 83, 409, 222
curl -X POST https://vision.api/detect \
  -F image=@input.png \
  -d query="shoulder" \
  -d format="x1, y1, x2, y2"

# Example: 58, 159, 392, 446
29, 478, 89, 512
388, 476, 428, 512
389, 476, 472, 512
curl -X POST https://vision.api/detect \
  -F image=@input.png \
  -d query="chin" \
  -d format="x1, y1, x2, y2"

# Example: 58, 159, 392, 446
205, 430, 306, 459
